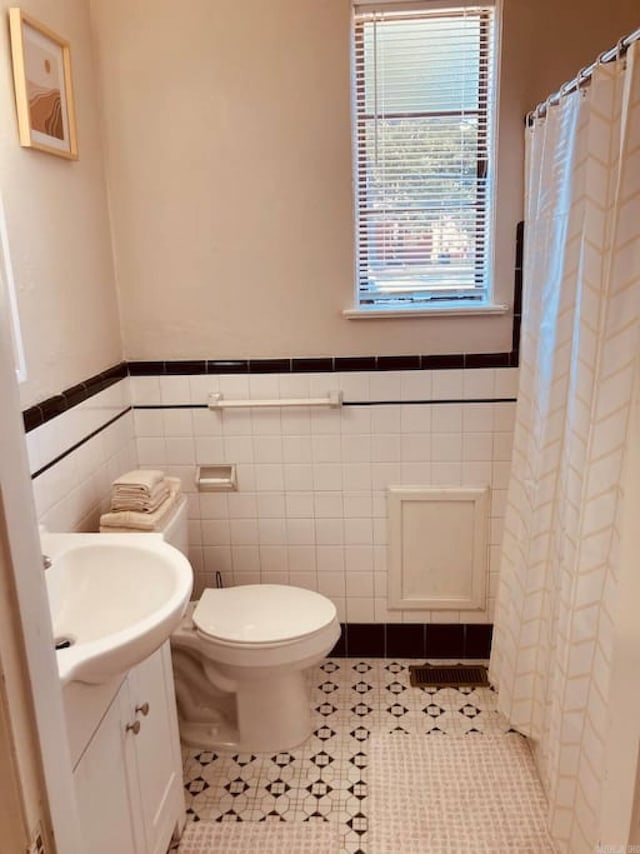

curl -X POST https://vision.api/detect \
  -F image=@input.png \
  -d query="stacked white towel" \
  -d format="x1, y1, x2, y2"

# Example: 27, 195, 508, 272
100, 472, 182, 532
110, 468, 169, 513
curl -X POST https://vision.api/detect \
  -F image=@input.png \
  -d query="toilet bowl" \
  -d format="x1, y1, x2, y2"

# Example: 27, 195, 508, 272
171, 585, 340, 752
155, 496, 341, 752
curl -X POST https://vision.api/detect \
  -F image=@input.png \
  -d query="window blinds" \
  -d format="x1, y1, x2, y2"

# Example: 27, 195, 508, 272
352, 2, 496, 309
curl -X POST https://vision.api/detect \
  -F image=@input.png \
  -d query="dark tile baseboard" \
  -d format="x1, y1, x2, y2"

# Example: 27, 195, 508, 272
329, 622, 493, 660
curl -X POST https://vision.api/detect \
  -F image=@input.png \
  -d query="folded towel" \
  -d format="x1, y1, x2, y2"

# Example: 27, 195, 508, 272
112, 468, 165, 495
100, 478, 182, 532
111, 479, 170, 513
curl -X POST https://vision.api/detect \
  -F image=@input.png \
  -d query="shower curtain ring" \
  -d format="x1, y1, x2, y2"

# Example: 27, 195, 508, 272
566, 70, 585, 100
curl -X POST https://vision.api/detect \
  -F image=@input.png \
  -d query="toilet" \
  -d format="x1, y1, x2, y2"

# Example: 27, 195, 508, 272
159, 498, 341, 752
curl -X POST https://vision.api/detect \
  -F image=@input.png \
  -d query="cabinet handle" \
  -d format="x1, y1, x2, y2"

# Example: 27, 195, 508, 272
126, 720, 141, 735
135, 702, 150, 717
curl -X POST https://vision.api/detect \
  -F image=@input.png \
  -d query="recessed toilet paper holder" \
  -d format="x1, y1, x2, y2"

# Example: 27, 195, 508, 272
195, 464, 237, 492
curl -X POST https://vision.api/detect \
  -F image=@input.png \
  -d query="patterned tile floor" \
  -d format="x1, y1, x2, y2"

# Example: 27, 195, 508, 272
180, 658, 513, 853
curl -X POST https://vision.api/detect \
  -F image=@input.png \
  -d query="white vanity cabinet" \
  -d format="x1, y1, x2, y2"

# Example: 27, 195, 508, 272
71, 642, 185, 854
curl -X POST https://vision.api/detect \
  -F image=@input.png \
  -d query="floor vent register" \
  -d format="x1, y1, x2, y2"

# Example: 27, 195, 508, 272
408, 664, 489, 688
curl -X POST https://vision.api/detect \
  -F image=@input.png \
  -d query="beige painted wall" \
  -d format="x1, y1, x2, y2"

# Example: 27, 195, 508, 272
526, 0, 639, 110
0, 0, 122, 408
3, 0, 634, 380
91, 0, 527, 360
89, 0, 639, 362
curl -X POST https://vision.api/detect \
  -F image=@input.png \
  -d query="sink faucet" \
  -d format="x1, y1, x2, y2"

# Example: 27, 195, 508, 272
42, 554, 53, 571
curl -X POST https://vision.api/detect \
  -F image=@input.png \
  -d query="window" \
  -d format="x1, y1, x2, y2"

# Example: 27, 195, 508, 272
351, 1, 498, 314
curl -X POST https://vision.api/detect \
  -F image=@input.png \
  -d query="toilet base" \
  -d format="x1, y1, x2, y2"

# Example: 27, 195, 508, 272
237, 669, 313, 752
179, 669, 313, 752
179, 719, 241, 751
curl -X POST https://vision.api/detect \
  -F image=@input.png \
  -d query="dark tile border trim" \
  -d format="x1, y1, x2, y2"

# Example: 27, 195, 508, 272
24, 357, 518, 431
134, 403, 207, 410
31, 407, 132, 480
127, 350, 518, 377
329, 622, 493, 659
24, 357, 519, 432
23, 219, 524, 434
23, 362, 127, 433
342, 397, 517, 407
511, 221, 524, 367
132, 397, 517, 413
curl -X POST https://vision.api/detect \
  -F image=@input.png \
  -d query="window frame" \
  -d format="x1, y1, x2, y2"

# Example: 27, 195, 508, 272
347, 0, 504, 319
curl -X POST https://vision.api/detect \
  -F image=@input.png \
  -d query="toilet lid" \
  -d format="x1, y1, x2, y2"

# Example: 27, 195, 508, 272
192, 585, 337, 644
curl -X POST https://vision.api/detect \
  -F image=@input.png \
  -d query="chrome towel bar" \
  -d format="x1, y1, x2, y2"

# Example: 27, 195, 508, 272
207, 390, 343, 410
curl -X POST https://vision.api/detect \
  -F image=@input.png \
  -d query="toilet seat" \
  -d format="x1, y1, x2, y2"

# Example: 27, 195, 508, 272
192, 584, 337, 646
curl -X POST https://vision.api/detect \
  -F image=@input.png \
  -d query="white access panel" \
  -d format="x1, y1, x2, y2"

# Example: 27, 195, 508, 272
387, 486, 489, 610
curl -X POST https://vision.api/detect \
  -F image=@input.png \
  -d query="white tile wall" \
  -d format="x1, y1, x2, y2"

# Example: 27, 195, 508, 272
135, 368, 517, 622
27, 379, 136, 533
26, 367, 517, 624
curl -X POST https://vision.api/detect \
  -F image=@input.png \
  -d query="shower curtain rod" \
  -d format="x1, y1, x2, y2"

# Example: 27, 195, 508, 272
527, 25, 640, 125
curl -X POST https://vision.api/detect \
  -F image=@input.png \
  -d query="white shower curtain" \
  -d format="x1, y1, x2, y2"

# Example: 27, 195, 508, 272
489, 43, 640, 854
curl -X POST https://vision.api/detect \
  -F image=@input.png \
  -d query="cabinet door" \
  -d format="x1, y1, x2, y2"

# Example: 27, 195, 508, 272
74, 689, 138, 854
126, 643, 185, 854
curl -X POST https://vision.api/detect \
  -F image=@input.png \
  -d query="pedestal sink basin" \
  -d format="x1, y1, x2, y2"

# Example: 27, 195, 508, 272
40, 531, 193, 686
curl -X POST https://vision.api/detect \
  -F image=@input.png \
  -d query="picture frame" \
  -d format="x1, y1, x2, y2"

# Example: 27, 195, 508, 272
8, 8, 78, 159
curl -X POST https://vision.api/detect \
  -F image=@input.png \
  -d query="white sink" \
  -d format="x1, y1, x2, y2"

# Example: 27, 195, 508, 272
41, 532, 193, 686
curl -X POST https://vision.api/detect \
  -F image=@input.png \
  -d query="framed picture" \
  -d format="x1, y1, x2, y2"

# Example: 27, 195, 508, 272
8, 8, 78, 159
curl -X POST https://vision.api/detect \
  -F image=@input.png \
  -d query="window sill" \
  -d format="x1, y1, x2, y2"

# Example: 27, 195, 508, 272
343, 303, 510, 320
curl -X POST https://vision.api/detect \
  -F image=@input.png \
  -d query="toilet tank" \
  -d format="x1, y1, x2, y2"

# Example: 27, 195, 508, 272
158, 495, 189, 556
